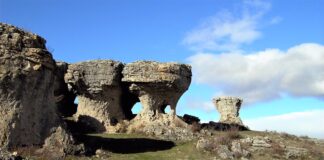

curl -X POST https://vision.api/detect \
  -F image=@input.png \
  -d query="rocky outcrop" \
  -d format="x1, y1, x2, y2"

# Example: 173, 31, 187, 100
64, 60, 125, 132
0, 23, 58, 148
122, 61, 192, 137
213, 96, 243, 125
0, 23, 83, 158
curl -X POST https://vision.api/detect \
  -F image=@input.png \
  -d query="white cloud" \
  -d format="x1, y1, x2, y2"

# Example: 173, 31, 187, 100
245, 110, 324, 139
183, 0, 272, 52
187, 43, 324, 103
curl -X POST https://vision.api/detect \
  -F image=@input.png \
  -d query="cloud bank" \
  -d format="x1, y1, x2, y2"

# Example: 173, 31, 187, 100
188, 43, 324, 103
183, 0, 271, 52
245, 109, 324, 139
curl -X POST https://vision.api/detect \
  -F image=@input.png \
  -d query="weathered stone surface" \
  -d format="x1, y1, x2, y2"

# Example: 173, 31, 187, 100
0, 148, 22, 160
285, 146, 308, 159
40, 126, 85, 159
213, 96, 243, 125
196, 138, 212, 151
64, 60, 125, 132
122, 61, 191, 118
122, 61, 192, 137
0, 23, 58, 148
217, 145, 234, 159
0, 23, 82, 158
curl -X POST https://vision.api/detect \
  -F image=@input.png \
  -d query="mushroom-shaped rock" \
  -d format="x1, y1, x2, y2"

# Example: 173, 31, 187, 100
213, 96, 244, 125
122, 61, 192, 118
122, 61, 191, 136
0, 23, 57, 148
64, 60, 124, 132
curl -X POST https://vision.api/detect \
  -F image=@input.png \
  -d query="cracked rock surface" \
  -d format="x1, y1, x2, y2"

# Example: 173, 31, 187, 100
0, 23, 58, 148
0, 23, 82, 158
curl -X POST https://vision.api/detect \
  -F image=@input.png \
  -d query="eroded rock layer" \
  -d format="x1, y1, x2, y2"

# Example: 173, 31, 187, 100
0, 23, 58, 148
64, 60, 125, 132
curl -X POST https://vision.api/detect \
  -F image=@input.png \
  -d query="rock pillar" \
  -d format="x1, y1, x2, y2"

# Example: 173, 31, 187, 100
64, 60, 125, 132
213, 96, 244, 125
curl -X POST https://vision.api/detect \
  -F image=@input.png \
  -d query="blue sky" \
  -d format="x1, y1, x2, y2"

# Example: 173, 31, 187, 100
1, 0, 324, 138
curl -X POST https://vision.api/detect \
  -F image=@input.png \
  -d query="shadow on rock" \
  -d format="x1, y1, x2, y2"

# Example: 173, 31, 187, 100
64, 116, 106, 134
75, 134, 175, 155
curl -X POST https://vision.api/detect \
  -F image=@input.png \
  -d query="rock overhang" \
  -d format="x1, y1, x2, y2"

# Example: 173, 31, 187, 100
122, 61, 192, 92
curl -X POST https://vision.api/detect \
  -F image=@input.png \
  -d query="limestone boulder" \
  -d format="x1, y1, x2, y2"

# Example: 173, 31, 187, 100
0, 23, 57, 148
64, 60, 125, 132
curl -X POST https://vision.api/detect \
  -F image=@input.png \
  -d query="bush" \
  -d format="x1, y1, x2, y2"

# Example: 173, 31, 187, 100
271, 142, 285, 157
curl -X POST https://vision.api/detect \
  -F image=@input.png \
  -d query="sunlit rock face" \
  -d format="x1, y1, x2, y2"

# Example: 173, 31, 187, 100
64, 60, 125, 132
213, 96, 244, 125
0, 23, 58, 148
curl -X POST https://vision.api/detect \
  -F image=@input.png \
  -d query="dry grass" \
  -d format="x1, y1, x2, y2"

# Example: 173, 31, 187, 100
300, 140, 323, 158
226, 128, 242, 139
174, 118, 186, 128
270, 142, 285, 158
189, 122, 201, 133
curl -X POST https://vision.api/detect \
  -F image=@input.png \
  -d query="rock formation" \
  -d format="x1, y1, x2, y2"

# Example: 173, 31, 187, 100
122, 61, 191, 118
122, 61, 192, 137
0, 22, 195, 154
213, 96, 243, 125
0, 23, 83, 158
64, 60, 125, 132
0, 22, 58, 148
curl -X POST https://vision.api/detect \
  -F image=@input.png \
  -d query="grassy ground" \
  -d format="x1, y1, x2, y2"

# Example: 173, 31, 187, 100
67, 133, 214, 160
17, 131, 324, 159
